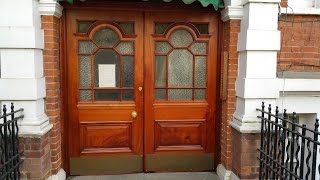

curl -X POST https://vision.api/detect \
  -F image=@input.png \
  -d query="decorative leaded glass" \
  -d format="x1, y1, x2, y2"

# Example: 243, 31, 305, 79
94, 49, 120, 87
116, 42, 134, 55
118, 22, 134, 35
79, 55, 91, 88
93, 28, 119, 47
94, 90, 120, 101
122, 56, 134, 87
193, 23, 209, 34
168, 89, 192, 100
190, 42, 207, 55
79, 90, 92, 101
155, 23, 172, 34
78, 21, 95, 33
169, 29, 193, 48
168, 49, 193, 87
155, 42, 172, 54
155, 56, 166, 88
195, 56, 206, 87
78, 41, 97, 54
122, 90, 134, 101
195, 89, 206, 100
155, 89, 166, 100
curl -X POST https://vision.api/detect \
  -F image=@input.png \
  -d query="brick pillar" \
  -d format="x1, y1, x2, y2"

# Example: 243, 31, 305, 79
220, 20, 240, 170
231, 129, 260, 179
42, 15, 63, 175
20, 134, 52, 179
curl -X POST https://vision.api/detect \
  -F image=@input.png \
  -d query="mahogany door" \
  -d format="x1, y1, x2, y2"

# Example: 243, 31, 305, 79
66, 8, 219, 175
144, 12, 218, 172
66, 10, 144, 175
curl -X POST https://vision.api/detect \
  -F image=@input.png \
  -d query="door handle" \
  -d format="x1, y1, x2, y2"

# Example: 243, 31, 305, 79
131, 111, 138, 119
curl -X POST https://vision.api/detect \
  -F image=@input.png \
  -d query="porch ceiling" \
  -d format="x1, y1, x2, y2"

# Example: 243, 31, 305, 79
58, 0, 224, 10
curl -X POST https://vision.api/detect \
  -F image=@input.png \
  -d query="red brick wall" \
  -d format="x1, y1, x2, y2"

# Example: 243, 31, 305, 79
278, 15, 320, 72
41, 16, 63, 174
220, 20, 240, 169
232, 129, 260, 179
20, 133, 52, 179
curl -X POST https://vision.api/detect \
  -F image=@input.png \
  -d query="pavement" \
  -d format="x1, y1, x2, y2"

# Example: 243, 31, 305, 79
68, 172, 220, 180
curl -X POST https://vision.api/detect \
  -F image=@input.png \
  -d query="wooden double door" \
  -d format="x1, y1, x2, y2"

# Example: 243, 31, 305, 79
66, 8, 219, 175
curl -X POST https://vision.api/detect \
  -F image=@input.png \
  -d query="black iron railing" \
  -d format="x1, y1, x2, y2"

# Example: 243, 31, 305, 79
257, 102, 320, 180
0, 103, 23, 180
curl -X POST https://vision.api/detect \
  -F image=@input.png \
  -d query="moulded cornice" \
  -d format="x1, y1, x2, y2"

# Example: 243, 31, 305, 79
241, 0, 280, 5
221, 6, 243, 22
39, 0, 63, 18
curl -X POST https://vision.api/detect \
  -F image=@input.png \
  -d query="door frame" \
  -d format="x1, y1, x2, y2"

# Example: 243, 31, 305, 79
60, 1, 223, 175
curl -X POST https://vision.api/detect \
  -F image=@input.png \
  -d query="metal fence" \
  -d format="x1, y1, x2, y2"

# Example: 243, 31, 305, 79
0, 103, 23, 180
257, 102, 320, 180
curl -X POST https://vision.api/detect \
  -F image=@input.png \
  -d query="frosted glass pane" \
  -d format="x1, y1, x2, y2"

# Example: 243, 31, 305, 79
155, 42, 172, 54
155, 56, 166, 87
94, 49, 119, 87
93, 28, 119, 47
168, 89, 192, 100
168, 49, 193, 87
78, 21, 94, 33
122, 56, 134, 87
122, 90, 134, 101
78, 41, 97, 54
116, 42, 134, 55
80, 90, 92, 101
195, 56, 206, 87
118, 22, 134, 35
195, 89, 206, 100
169, 29, 193, 48
155, 89, 166, 100
94, 90, 119, 101
155, 23, 171, 34
191, 42, 207, 54
193, 24, 209, 34
79, 56, 91, 88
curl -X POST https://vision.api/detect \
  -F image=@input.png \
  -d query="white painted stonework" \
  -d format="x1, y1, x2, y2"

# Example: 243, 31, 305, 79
281, 0, 320, 15
0, 0, 52, 136
230, 0, 281, 133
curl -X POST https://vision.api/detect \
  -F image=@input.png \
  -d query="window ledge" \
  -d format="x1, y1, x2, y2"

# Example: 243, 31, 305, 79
281, 7, 320, 15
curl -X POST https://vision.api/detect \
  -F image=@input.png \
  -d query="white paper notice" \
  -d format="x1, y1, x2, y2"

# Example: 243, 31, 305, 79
98, 64, 116, 87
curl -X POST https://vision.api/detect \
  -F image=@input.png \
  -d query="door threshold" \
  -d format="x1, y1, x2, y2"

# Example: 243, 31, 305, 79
68, 172, 220, 180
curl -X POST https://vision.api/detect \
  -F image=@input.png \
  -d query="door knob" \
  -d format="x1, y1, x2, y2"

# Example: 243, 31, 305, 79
138, 86, 143, 91
131, 111, 138, 118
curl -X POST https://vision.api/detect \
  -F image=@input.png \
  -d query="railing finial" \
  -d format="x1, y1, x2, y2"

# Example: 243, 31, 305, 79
11, 103, 14, 112
2, 104, 7, 115
315, 119, 319, 131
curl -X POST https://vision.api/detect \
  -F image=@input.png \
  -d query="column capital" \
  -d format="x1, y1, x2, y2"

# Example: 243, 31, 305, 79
39, 0, 63, 18
221, 6, 243, 22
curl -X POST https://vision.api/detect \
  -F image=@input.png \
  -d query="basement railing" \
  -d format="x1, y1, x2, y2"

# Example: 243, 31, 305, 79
0, 103, 23, 180
257, 102, 320, 180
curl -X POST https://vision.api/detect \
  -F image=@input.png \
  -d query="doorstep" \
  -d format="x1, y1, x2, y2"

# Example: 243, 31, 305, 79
68, 172, 220, 180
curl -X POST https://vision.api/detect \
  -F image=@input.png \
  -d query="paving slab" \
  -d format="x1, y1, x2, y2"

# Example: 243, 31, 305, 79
68, 172, 220, 180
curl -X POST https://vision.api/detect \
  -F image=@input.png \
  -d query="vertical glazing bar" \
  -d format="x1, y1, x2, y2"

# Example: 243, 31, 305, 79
281, 109, 288, 178
11, 103, 17, 179
259, 102, 265, 180
289, 112, 296, 180
272, 106, 279, 179
311, 119, 319, 180
266, 104, 271, 179
2, 105, 9, 179
299, 125, 306, 180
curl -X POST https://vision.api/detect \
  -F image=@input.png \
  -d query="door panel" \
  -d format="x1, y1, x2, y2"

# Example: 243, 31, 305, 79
66, 10, 144, 175
144, 12, 218, 171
